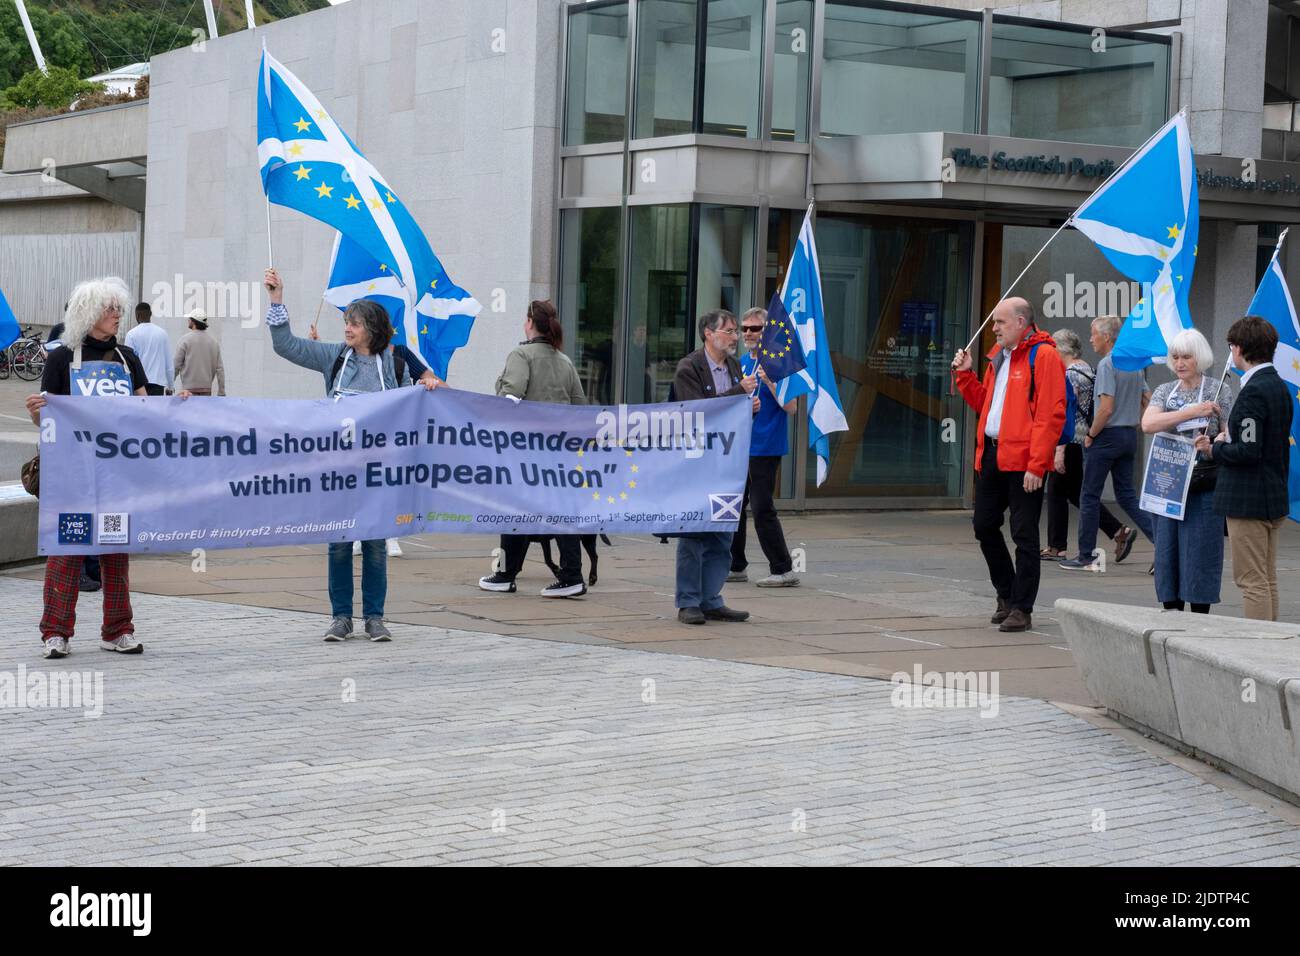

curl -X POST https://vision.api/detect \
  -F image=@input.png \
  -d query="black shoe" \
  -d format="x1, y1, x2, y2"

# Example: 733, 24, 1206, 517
678, 607, 706, 625
478, 573, 516, 593
541, 580, 587, 598
79, 574, 102, 593
703, 605, 749, 622
999, 608, 1032, 632
991, 596, 1011, 624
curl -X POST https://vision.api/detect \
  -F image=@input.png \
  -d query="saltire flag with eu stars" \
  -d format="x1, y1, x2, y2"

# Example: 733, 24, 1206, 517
1070, 110, 1199, 371
756, 291, 807, 382
1245, 227, 1300, 523
0, 287, 19, 351
323, 234, 480, 380
257, 48, 480, 374
774, 205, 848, 486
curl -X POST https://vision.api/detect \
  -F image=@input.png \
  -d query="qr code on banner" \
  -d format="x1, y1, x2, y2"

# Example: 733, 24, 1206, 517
98, 513, 129, 545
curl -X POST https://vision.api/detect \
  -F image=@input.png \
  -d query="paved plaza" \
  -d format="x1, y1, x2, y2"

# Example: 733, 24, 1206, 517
2, 560, 1300, 865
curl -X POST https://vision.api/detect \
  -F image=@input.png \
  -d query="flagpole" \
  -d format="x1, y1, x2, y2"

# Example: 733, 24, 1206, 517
953, 108, 1190, 365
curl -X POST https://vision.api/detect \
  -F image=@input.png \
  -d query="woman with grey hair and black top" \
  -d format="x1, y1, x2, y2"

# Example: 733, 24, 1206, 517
1043, 327, 1132, 561
262, 268, 442, 643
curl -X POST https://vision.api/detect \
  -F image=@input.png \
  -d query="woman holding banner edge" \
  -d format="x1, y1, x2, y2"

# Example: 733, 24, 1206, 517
25, 277, 193, 659
1141, 328, 1232, 613
262, 268, 442, 643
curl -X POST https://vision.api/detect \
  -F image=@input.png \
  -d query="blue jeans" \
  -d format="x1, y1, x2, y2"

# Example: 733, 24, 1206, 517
1077, 427, 1154, 560
327, 540, 387, 618
675, 532, 734, 610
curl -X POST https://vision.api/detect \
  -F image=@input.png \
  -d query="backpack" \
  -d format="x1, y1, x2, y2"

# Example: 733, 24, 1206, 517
327, 344, 418, 394
1026, 341, 1075, 448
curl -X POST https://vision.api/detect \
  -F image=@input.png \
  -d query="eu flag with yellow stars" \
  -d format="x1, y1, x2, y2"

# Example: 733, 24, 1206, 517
756, 291, 807, 382
257, 49, 479, 361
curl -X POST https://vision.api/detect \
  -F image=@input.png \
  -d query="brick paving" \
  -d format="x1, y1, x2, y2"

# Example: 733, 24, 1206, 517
2, 576, 1298, 866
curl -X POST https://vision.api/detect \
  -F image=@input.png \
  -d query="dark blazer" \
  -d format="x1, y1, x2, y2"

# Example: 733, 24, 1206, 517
671, 347, 745, 402
1213, 364, 1294, 520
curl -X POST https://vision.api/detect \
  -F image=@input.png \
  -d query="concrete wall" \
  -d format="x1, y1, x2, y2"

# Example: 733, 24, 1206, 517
142, 0, 563, 399
0, 173, 141, 336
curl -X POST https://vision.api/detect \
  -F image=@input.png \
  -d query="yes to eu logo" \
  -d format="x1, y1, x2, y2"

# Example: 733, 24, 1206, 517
58, 514, 92, 545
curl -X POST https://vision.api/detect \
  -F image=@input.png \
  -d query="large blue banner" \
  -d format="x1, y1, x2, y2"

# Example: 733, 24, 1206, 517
37, 389, 752, 555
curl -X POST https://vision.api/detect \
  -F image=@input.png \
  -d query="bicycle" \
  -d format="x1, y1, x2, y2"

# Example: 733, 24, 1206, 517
8, 326, 46, 382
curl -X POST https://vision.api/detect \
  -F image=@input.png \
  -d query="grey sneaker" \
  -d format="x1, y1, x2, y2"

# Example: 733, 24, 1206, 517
756, 572, 801, 588
726, 570, 748, 583
42, 636, 69, 659
365, 617, 392, 642
323, 616, 354, 642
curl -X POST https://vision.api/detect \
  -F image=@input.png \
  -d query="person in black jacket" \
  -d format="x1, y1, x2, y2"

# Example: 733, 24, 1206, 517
669, 309, 759, 625
1196, 316, 1294, 621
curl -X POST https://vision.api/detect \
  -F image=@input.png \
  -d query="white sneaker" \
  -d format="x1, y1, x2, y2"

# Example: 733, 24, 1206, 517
386, 538, 403, 557
42, 636, 69, 659
756, 572, 801, 588
352, 541, 362, 557
101, 634, 144, 654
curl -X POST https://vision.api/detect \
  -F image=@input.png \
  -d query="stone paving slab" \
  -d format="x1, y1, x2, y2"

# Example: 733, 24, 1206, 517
1, 577, 1298, 866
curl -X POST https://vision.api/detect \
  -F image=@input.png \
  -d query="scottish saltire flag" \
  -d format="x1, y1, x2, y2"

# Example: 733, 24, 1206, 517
775, 206, 848, 485
756, 291, 806, 381
0, 288, 18, 351
1245, 228, 1300, 522
324, 234, 480, 380
1070, 111, 1199, 371
257, 49, 479, 360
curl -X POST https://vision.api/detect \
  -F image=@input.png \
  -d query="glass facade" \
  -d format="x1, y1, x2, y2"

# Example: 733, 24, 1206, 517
772, 0, 813, 142
987, 17, 1171, 147
558, 207, 622, 406
702, 0, 766, 137
564, 1, 630, 146
634, 0, 699, 138
560, 0, 1176, 504
809, 212, 972, 498
821, 1, 981, 137
626, 204, 693, 404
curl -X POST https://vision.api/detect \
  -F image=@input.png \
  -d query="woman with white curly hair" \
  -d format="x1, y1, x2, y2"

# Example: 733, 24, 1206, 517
25, 277, 188, 660
1141, 327, 1233, 613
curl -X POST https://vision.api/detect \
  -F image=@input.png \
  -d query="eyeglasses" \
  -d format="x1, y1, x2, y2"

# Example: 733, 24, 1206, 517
343, 316, 365, 327
712, 327, 739, 337
741, 325, 763, 333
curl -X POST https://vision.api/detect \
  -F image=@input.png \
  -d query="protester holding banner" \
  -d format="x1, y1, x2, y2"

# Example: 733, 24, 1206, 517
1196, 317, 1294, 621
478, 299, 590, 599
1142, 329, 1232, 613
671, 309, 758, 625
262, 268, 440, 643
1043, 328, 1129, 561
25, 278, 153, 659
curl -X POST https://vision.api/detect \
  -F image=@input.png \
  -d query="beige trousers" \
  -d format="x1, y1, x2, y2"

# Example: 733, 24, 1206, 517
1226, 516, 1287, 621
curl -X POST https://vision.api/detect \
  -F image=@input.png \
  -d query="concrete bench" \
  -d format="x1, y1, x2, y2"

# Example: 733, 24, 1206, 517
1056, 599, 1300, 802
0, 481, 38, 567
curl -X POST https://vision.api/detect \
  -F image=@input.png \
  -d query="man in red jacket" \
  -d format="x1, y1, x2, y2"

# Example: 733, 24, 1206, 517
952, 298, 1066, 632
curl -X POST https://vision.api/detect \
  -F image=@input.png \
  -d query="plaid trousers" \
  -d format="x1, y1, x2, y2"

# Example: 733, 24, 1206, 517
40, 555, 134, 642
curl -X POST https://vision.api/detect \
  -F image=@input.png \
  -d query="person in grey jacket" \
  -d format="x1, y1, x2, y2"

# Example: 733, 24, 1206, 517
479, 299, 589, 598
263, 268, 441, 643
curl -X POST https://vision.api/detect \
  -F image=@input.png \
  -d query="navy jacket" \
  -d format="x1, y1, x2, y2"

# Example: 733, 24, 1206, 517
1213, 364, 1293, 520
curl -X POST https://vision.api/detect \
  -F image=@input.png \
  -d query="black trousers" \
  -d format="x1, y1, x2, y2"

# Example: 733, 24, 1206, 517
729, 455, 793, 575
1045, 442, 1122, 553
973, 439, 1044, 613
144, 384, 166, 396
499, 534, 582, 586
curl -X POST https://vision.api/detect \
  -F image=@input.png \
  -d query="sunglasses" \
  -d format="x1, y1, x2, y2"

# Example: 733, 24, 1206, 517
741, 325, 763, 333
